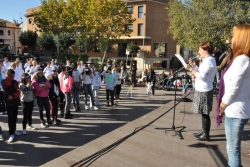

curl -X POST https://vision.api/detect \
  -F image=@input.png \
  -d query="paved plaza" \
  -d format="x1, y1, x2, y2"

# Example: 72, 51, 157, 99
0, 85, 250, 167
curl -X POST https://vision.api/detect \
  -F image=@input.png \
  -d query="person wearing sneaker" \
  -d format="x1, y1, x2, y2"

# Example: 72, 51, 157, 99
81, 66, 98, 110
72, 63, 81, 112
48, 69, 61, 124
0, 61, 6, 115
2, 69, 21, 143
32, 69, 53, 127
92, 67, 101, 106
58, 66, 66, 117
103, 68, 116, 107
113, 65, 122, 100
61, 67, 74, 119
20, 73, 35, 134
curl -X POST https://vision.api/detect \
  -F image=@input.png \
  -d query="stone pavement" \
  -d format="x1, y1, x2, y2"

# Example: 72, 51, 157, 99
0, 85, 250, 167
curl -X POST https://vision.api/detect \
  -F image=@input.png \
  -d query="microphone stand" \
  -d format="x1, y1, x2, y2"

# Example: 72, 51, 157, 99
155, 66, 186, 139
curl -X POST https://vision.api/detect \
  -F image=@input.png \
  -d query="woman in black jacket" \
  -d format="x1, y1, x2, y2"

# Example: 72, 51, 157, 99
146, 68, 156, 95
48, 70, 61, 125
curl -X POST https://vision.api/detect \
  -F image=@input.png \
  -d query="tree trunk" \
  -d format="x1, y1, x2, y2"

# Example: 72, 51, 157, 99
101, 43, 109, 66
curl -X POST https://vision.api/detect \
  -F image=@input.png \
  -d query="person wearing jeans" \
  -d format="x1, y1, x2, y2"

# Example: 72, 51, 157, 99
219, 24, 250, 167
32, 69, 52, 127
92, 67, 102, 105
72, 63, 81, 111
60, 66, 74, 119
81, 66, 98, 110
2, 69, 21, 143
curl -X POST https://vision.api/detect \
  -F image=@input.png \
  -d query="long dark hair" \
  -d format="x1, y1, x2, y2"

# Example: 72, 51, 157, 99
21, 73, 30, 85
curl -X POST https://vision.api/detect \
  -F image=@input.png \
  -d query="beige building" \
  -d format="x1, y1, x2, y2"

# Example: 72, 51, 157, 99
0, 19, 22, 53
25, 0, 179, 70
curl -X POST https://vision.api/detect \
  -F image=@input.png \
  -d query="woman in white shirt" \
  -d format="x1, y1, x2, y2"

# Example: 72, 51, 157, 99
219, 24, 250, 167
186, 41, 217, 141
43, 62, 52, 79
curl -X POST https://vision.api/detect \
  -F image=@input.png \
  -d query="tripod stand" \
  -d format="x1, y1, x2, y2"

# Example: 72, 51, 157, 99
155, 67, 186, 139
126, 84, 135, 98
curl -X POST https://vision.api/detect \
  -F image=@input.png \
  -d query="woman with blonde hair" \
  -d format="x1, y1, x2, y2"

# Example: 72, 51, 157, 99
32, 68, 53, 127
219, 24, 250, 167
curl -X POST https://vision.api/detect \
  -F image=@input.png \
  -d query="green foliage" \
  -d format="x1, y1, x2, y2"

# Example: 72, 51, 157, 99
55, 33, 75, 53
167, 0, 250, 51
127, 42, 141, 56
77, 54, 89, 63
18, 30, 38, 52
91, 58, 102, 67
37, 34, 55, 50
55, 53, 89, 64
75, 36, 93, 53
34, 0, 72, 34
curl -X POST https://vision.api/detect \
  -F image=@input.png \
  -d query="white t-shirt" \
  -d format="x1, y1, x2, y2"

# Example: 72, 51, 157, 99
77, 65, 84, 74
24, 62, 30, 69
223, 55, 250, 119
1, 65, 7, 79
194, 56, 217, 92
43, 67, 52, 78
3, 61, 10, 69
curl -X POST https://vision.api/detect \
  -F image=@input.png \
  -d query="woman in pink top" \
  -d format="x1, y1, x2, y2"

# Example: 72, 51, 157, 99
32, 68, 52, 127
60, 66, 74, 119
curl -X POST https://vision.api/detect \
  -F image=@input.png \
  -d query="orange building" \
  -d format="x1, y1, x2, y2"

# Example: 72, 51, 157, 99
25, 0, 180, 70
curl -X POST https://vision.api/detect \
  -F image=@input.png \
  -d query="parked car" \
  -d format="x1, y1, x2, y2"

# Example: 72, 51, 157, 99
21, 54, 40, 62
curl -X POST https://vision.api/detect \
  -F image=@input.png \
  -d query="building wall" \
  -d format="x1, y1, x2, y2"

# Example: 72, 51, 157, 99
25, 0, 177, 70
26, 6, 41, 35
146, 1, 176, 58
0, 27, 21, 52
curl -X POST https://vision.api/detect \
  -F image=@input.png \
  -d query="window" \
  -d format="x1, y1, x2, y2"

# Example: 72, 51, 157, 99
127, 24, 133, 31
138, 24, 143, 36
29, 18, 33, 24
138, 6, 143, 18
118, 43, 127, 57
154, 43, 167, 58
127, 6, 133, 14
0, 30, 3, 35
8, 30, 11, 36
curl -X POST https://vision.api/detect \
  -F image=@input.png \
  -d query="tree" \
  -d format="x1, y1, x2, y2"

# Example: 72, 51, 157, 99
19, 30, 38, 53
55, 33, 75, 53
167, 0, 250, 51
34, 0, 72, 34
127, 42, 141, 57
37, 34, 56, 61
83, 0, 135, 65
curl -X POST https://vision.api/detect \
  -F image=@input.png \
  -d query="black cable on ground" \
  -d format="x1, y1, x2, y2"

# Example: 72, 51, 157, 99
70, 93, 191, 167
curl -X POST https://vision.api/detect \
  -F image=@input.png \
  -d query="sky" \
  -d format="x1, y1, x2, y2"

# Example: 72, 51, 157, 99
0, 0, 42, 30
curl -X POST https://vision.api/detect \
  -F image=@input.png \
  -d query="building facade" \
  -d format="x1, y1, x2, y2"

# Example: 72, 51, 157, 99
25, 0, 178, 70
0, 19, 22, 53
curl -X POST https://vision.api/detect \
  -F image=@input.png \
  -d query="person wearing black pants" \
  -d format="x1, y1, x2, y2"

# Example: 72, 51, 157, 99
48, 71, 61, 124
2, 69, 21, 143
130, 62, 137, 87
20, 73, 36, 134
106, 89, 114, 106
114, 66, 122, 100
32, 70, 53, 127
0, 91, 6, 114
104, 68, 116, 107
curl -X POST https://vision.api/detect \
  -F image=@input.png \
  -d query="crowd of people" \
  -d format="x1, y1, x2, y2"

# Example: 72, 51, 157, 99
0, 57, 129, 143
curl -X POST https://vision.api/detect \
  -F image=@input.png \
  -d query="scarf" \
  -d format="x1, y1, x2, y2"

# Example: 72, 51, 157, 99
216, 60, 233, 127
38, 76, 46, 83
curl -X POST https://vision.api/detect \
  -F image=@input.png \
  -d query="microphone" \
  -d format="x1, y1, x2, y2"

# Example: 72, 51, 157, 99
189, 56, 200, 62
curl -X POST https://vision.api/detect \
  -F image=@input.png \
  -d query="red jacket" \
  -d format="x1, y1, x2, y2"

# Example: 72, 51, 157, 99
2, 76, 20, 105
